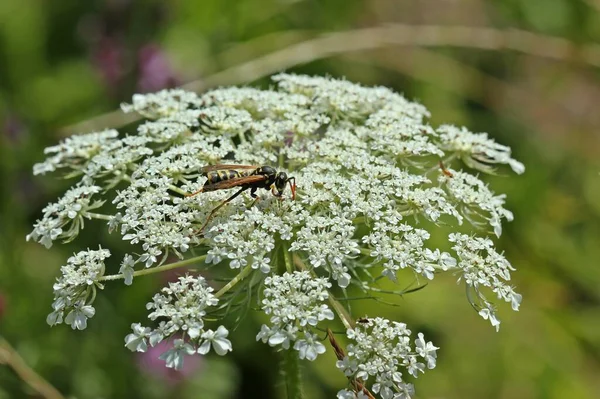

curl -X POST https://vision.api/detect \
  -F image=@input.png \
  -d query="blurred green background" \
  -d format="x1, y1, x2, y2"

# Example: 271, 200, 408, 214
1, 0, 600, 398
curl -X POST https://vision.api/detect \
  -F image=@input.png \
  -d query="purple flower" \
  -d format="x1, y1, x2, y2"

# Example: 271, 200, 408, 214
137, 44, 179, 93
91, 37, 125, 89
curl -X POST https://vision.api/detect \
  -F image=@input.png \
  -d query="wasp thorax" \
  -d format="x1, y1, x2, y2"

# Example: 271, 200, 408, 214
257, 166, 277, 177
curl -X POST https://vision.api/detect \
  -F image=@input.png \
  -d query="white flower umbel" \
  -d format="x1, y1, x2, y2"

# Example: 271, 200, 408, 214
257, 271, 333, 360
437, 125, 525, 175
47, 248, 110, 330
449, 233, 522, 331
27, 184, 104, 248
31, 74, 524, 396
125, 274, 231, 370
33, 129, 119, 175
339, 318, 437, 399
440, 169, 514, 237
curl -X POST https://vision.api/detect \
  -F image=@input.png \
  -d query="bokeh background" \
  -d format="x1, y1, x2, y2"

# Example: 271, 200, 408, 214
1, 1, 600, 398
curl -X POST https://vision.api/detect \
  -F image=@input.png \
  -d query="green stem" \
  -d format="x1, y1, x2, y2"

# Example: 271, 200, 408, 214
119, 173, 132, 182
86, 212, 113, 221
0, 336, 65, 399
99, 255, 207, 281
215, 263, 254, 298
283, 243, 293, 273
284, 348, 303, 399
327, 295, 353, 330
168, 184, 189, 196
359, 247, 371, 256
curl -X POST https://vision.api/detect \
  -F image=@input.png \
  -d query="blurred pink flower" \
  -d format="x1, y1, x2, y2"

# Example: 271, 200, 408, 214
2, 112, 26, 144
137, 44, 179, 93
137, 337, 203, 384
91, 37, 125, 89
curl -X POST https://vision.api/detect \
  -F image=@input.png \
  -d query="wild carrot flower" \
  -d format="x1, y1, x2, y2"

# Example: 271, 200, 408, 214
30, 74, 523, 398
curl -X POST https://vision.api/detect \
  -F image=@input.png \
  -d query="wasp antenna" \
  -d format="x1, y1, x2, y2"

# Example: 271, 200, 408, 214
288, 177, 297, 200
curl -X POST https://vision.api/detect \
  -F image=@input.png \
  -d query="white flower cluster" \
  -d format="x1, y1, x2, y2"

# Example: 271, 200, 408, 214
272, 74, 429, 122
120, 89, 203, 119
47, 248, 110, 330
363, 222, 456, 281
125, 274, 231, 369
440, 169, 514, 237
33, 129, 119, 175
337, 318, 438, 399
437, 125, 525, 175
31, 74, 524, 395
257, 271, 334, 361
449, 233, 522, 330
27, 184, 104, 248
113, 175, 192, 268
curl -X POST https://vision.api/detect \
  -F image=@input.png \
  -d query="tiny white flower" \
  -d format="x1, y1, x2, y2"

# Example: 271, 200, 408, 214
415, 332, 439, 369
119, 254, 135, 285
124, 323, 151, 352
256, 324, 273, 343
337, 389, 370, 399
46, 310, 63, 326
395, 382, 415, 399
159, 339, 196, 370
65, 304, 96, 330
479, 306, 501, 332
405, 355, 425, 377
336, 356, 358, 376
198, 325, 233, 356
252, 255, 271, 273
293, 332, 326, 361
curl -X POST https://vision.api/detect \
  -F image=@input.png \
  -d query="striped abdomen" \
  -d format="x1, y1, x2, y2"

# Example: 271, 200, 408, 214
204, 169, 255, 185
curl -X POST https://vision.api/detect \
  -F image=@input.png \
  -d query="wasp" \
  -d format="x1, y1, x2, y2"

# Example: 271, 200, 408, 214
187, 164, 296, 232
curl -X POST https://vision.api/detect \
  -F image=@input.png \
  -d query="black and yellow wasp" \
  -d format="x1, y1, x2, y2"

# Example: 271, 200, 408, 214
187, 164, 296, 231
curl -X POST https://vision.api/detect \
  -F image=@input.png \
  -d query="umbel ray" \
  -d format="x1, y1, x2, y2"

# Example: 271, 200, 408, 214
187, 164, 296, 232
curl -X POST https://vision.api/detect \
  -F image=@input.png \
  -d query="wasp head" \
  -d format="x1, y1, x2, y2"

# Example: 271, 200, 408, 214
273, 172, 296, 199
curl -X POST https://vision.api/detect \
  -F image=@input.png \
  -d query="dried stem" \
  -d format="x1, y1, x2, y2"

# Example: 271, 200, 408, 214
326, 329, 375, 399
0, 336, 65, 399
583, 0, 600, 12
61, 24, 600, 135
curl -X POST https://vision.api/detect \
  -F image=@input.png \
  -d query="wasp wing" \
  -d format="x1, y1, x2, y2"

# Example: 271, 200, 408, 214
201, 164, 259, 173
201, 174, 267, 192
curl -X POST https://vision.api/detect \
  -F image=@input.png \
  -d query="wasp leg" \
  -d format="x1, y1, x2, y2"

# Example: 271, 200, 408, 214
186, 187, 205, 197
196, 187, 246, 234
247, 187, 261, 208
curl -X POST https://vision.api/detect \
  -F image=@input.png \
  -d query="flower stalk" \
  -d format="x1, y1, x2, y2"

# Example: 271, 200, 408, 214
99, 255, 208, 281
284, 348, 304, 399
